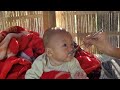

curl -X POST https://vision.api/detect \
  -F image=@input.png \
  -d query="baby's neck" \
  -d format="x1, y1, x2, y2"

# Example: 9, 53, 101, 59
48, 57, 63, 66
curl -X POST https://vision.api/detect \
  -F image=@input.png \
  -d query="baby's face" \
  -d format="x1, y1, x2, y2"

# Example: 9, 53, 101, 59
49, 33, 75, 63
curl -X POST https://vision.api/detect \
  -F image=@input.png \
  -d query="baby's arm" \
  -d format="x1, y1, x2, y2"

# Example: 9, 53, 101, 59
25, 58, 44, 79
68, 58, 88, 79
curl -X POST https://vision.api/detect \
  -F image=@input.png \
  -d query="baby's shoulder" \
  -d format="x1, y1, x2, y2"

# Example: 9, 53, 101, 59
33, 53, 47, 63
67, 57, 77, 64
71, 57, 78, 62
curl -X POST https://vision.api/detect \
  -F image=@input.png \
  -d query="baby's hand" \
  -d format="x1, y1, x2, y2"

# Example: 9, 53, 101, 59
74, 72, 89, 79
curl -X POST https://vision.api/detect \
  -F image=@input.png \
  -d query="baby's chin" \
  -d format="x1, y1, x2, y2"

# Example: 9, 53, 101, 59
65, 56, 74, 62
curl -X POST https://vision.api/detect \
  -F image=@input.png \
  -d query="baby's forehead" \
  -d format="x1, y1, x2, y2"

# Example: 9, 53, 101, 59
51, 32, 73, 43
53, 32, 71, 38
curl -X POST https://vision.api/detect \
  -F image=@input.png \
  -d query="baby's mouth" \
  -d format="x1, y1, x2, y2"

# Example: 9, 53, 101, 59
68, 46, 79, 56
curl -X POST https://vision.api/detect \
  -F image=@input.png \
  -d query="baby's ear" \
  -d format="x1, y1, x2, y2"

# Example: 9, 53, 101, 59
46, 48, 53, 57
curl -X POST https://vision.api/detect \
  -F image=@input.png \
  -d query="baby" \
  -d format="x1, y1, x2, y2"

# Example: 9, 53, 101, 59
25, 27, 88, 79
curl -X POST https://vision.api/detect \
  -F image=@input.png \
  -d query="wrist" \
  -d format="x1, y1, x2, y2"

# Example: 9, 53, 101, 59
105, 46, 116, 57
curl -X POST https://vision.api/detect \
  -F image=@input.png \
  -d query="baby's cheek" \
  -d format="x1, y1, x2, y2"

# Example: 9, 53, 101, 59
62, 50, 68, 56
63, 54, 68, 59
57, 51, 66, 58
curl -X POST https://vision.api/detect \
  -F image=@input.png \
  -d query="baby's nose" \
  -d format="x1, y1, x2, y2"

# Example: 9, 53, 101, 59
68, 46, 74, 52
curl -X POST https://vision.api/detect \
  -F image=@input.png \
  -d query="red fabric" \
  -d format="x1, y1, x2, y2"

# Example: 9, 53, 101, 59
18, 34, 32, 51
19, 33, 45, 58
15, 26, 25, 32
0, 59, 6, 73
0, 31, 8, 37
24, 48, 34, 57
27, 33, 45, 58
0, 31, 8, 42
41, 71, 71, 79
0, 26, 45, 79
6, 26, 25, 33
0, 26, 25, 42
8, 38, 19, 54
0, 56, 31, 79
28, 30, 39, 36
74, 47, 101, 74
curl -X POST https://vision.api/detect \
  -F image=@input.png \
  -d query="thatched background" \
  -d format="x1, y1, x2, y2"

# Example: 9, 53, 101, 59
56, 11, 120, 54
0, 11, 44, 37
0, 11, 120, 54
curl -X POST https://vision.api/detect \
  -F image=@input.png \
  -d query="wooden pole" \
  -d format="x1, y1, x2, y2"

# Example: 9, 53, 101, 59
43, 11, 56, 31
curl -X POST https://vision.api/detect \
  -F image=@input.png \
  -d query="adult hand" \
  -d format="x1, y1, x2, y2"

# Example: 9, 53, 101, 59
83, 32, 113, 54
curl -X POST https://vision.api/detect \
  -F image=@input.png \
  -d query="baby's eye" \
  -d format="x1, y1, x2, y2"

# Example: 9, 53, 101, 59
63, 44, 67, 47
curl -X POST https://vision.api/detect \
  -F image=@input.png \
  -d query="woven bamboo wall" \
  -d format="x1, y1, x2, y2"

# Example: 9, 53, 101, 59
0, 11, 120, 54
0, 11, 44, 37
55, 11, 120, 54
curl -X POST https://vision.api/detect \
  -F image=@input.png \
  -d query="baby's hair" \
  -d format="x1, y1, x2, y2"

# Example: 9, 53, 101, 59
43, 27, 71, 48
